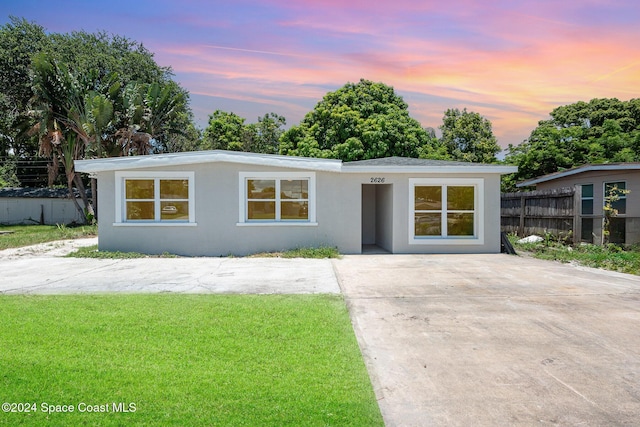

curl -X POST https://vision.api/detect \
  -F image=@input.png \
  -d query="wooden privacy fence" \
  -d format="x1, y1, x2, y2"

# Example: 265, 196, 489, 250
501, 187, 579, 242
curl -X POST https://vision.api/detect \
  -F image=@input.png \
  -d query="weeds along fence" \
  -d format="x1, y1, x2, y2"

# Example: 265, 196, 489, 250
501, 187, 578, 242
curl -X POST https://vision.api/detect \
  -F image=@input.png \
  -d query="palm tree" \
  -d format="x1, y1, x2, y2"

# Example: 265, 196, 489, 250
142, 81, 186, 151
31, 53, 93, 221
30, 53, 191, 221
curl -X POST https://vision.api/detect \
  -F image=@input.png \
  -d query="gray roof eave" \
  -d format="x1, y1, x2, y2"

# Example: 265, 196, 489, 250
516, 163, 640, 187
341, 165, 517, 174
74, 150, 517, 175
75, 150, 343, 173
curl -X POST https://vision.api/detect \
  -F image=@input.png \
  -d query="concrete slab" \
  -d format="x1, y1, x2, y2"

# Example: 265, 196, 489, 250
0, 248, 339, 295
333, 254, 640, 427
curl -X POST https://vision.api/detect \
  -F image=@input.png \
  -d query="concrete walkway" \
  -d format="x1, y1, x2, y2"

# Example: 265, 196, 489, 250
332, 254, 640, 426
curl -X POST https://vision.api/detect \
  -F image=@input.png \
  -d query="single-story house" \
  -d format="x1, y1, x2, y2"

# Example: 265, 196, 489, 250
74, 150, 516, 256
517, 163, 640, 244
0, 187, 89, 225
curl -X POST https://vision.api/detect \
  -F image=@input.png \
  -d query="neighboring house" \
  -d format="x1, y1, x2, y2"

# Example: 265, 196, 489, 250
0, 187, 88, 225
75, 150, 516, 256
517, 163, 640, 244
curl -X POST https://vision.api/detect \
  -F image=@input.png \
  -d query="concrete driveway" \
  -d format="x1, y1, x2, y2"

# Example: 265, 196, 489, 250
332, 254, 640, 426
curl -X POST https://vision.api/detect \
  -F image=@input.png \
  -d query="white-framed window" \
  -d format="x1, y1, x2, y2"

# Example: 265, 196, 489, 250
409, 178, 484, 245
238, 172, 316, 226
114, 171, 195, 226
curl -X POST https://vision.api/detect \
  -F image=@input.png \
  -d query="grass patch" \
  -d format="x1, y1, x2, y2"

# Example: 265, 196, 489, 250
0, 294, 382, 426
65, 245, 177, 259
67, 245, 340, 259
510, 234, 640, 275
0, 224, 96, 250
249, 246, 341, 259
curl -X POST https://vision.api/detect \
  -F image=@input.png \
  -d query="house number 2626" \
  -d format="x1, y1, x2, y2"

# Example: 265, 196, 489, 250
370, 177, 385, 183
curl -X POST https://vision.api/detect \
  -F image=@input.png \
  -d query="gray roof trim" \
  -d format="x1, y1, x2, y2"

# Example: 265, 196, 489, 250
340, 165, 517, 174
75, 150, 343, 173
343, 157, 516, 174
517, 163, 640, 187
343, 156, 474, 167
74, 150, 516, 175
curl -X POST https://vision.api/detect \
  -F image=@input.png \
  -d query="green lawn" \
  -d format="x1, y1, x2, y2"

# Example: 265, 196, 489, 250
0, 294, 383, 426
0, 224, 97, 250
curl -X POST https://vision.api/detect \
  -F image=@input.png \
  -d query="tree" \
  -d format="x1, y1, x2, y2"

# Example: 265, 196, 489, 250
47, 29, 170, 88
0, 159, 19, 188
602, 183, 630, 245
29, 46, 193, 220
440, 108, 500, 163
203, 110, 247, 151
0, 17, 197, 187
30, 54, 92, 218
0, 17, 49, 157
247, 113, 286, 154
140, 81, 188, 150
504, 98, 640, 190
279, 79, 446, 161
110, 80, 189, 156
161, 111, 202, 153
203, 110, 286, 153
0, 17, 175, 159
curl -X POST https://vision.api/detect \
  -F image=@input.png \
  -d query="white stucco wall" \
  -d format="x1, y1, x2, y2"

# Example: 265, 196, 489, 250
95, 162, 504, 255
97, 162, 359, 256
342, 172, 502, 254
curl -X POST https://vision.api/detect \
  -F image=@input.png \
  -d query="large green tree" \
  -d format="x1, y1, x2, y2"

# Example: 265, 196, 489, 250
203, 110, 247, 151
279, 79, 447, 161
163, 111, 202, 153
48, 29, 169, 85
440, 108, 500, 163
0, 17, 49, 157
0, 17, 196, 188
203, 110, 286, 153
504, 98, 640, 190
30, 53, 93, 216
26, 40, 192, 218
249, 112, 286, 154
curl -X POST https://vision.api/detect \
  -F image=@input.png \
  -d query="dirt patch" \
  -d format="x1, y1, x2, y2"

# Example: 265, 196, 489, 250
0, 237, 98, 259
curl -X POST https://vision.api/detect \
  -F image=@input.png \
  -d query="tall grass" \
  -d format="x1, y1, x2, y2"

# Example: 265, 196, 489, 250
510, 234, 640, 275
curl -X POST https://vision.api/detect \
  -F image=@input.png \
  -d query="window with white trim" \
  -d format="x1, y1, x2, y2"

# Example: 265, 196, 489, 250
239, 172, 316, 224
115, 171, 195, 225
409, 178, 484, 245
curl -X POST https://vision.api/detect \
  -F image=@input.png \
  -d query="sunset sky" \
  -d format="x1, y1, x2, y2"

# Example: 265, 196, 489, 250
2, 0, 639, 151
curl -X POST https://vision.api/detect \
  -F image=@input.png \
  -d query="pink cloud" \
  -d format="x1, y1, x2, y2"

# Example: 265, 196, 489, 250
149, 0, 640, 148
